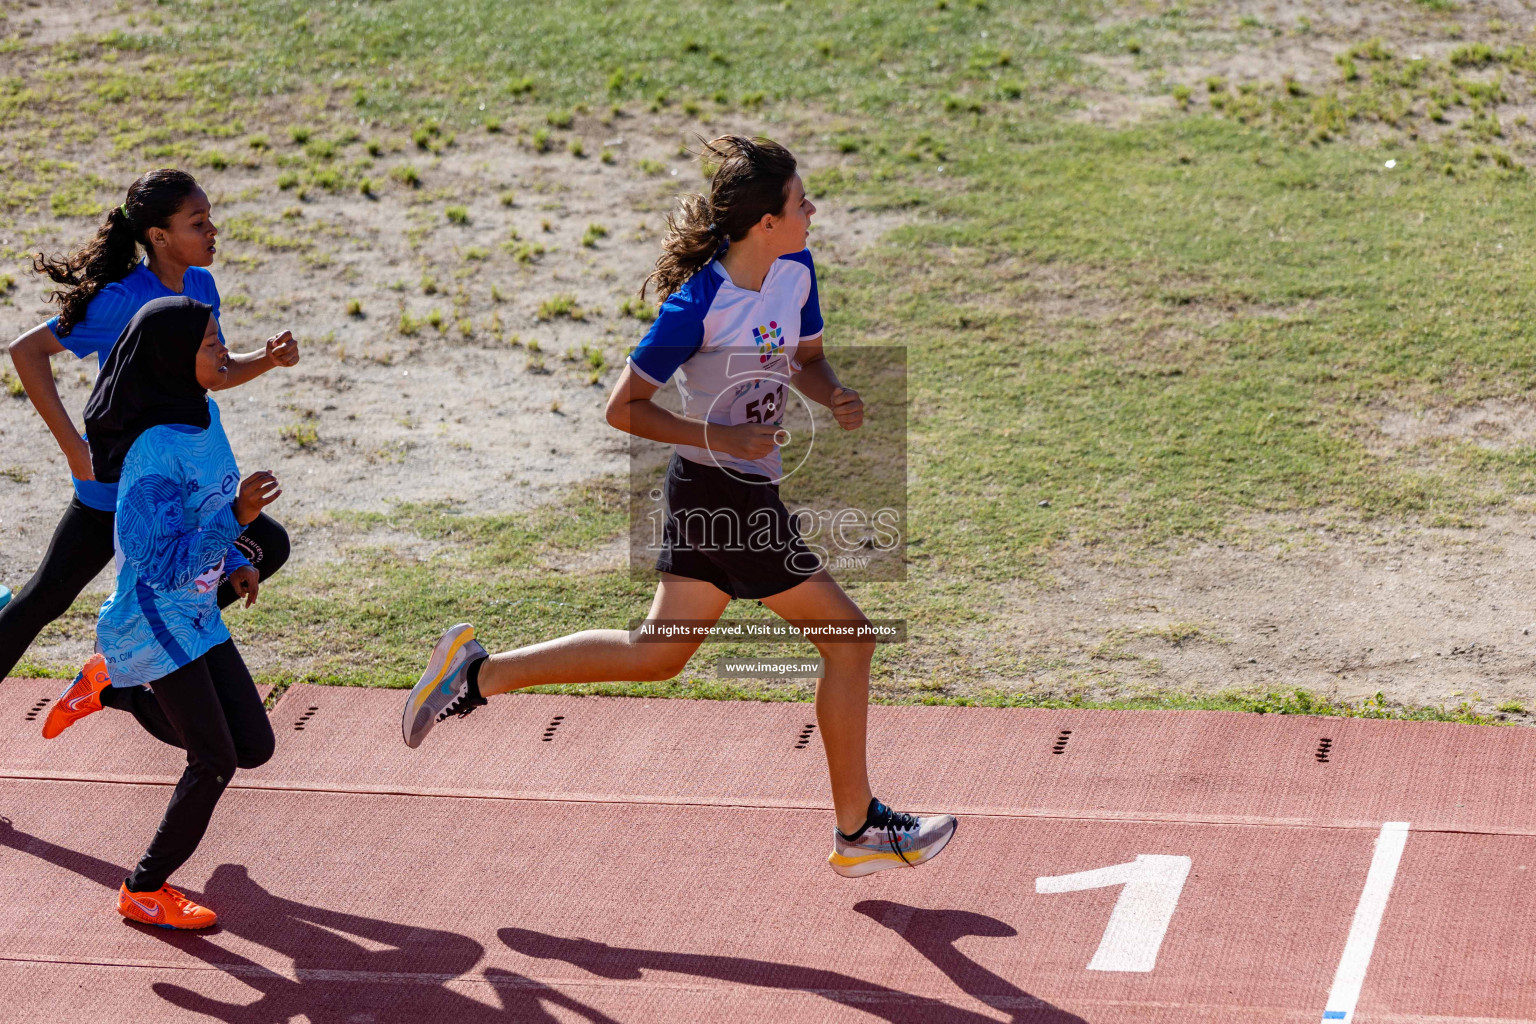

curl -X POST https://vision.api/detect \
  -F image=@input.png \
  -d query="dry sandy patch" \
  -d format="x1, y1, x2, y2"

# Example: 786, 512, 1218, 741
954, 511, 1536, 720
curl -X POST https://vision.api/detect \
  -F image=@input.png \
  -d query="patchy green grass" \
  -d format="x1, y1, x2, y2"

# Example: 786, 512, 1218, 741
504, 240, 547, 264
536, 292, 582, 320
9, 1, 1536, 718
278, 419, 320, 449
34, 0, 1093, 146
616, 295, 655, 321
792, 118, 1536, 585
1191, 32, 1536, 161
5, 474, 1476, 726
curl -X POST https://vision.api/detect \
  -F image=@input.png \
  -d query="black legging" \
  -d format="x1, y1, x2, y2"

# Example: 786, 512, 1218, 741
0, 497, 289, 679
101, 639, 274, 892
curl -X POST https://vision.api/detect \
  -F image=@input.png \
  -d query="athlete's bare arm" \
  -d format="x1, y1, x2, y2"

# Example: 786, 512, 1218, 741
791, 334, 863, 431
7, 323, 95, 480
605, 363, 780, 461
214, 330, 299, 390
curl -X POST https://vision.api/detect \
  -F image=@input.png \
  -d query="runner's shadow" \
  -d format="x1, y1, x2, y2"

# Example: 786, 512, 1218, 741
0, 817, 617, 1023
853, 900, 1075, 1022
500, 909, 1086, 1024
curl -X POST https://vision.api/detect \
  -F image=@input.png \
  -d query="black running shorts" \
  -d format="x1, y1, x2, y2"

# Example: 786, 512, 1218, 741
656, 452, 821, 600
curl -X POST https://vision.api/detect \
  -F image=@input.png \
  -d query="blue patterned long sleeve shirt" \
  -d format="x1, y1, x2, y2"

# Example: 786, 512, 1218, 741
97, 400, 250, 687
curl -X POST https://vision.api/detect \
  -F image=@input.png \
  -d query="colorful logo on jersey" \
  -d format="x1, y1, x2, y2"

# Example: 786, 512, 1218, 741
752, 322, 784, 363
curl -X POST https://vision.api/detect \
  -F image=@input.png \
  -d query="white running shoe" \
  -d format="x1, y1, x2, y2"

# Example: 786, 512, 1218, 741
828, 800, 958, 877
402, 623, 489, 749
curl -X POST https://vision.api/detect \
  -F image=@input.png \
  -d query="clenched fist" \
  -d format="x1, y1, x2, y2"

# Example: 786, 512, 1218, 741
233, 471, 281, 525
266, 331, 300, 368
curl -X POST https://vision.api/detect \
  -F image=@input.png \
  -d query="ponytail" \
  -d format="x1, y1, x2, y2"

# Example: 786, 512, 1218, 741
642, 135, 797, 302
34, 168, 200, 336
643, 192, 722, 303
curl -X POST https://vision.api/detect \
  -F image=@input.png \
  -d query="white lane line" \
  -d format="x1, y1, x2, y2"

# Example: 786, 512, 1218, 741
1320, 821, 1410, 1024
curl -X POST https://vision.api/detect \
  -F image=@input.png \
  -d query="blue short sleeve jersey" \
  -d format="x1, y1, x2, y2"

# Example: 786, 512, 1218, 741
47, 262, 223, 511
627, 249, 824, 481
96, 399, 246, 688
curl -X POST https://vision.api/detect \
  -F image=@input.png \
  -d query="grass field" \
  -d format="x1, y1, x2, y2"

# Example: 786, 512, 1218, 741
5, 0, 1536, 725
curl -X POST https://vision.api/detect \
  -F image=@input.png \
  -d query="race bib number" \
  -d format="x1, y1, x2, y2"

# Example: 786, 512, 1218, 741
730, 381, 787, 426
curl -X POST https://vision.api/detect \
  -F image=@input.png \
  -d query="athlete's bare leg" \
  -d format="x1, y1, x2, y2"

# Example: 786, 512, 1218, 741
759, 570, 875, 835
475, 573, 730, 696
475, 568, 875, 834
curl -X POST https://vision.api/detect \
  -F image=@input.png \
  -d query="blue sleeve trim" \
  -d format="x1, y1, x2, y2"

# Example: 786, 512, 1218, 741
778, 249, 824, 339
628, 267, 718, 385
627, 356, 669, 388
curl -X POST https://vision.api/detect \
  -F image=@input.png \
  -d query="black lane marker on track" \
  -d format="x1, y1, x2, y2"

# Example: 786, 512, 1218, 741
795, 722, 816, 749
23, 697, 50, 722
293, 706, 319, 731
1052, 729, 1072, 754
542, 716, 565, 742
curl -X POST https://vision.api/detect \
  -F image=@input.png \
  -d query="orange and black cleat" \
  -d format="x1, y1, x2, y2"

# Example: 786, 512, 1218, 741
41, 654, 112, 740
117, 882, 217, 930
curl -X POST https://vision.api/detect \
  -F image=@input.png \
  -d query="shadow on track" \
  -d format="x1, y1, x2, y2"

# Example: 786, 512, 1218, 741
1, 816, 1079, 1022
0, 816, 615, 1023
852, 899, 1078, 1021
501, 901, 1085, 1024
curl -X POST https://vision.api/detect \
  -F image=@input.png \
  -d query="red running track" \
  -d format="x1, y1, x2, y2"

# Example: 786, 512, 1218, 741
0, 677, 1533, 1023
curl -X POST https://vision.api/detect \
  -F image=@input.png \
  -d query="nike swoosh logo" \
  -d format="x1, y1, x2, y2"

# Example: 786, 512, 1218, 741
412, 632, 472, 713
124, 893, 162, 918
66, 691, 92, 711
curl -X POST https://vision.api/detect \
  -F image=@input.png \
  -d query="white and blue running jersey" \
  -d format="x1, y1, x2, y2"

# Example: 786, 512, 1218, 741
627, 249, 824, 481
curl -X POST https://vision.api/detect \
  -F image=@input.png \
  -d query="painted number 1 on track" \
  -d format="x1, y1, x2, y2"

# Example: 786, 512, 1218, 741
1034, 822, 1410, 1024
1035, 854, 1192, 972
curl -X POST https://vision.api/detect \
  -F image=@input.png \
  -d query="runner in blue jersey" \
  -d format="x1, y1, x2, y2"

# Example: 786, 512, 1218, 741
401, 136, 956, 877
50, 297, 280, 928
2, 169, 298, 684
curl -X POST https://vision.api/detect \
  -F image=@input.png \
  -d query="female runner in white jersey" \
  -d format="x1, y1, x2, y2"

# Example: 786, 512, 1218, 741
401, 136, 955, 877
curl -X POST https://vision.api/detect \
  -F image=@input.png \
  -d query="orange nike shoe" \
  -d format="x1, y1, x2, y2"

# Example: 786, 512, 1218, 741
117, 882, 217, 930
41, 654, 113, 740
